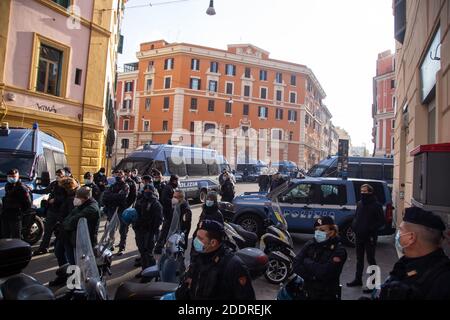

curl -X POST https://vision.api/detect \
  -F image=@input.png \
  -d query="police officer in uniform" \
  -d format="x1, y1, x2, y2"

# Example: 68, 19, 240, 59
175, 220, 256, 300
293, 216, 347, 300
375, 207, 450, 300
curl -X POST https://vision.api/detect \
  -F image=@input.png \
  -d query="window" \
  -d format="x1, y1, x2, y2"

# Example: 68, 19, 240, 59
288, 110, 298, 122
272, 129, 283, 140
123, 119, 129, 131
208, 100, 215, 112
52, 0, 70, 8
122, 99, 131, 110
226, 64, 236, 76
360, 164, 383, 180
243, 104, 249, 116
260, 87, 267, 99
75, 68, 82, 85
384, 164, 393, 181
143, 120, 150, 132
290, 74, 297, 86
394, 0, 406, 44
121, 139, 129, 149
290, 92, 297, 104
124, 81, 133, 92
276, 90, 282, 101
163, 96, 170, 109
319, 184, 347, 205
260, 70, 268, 81
244, 85, 251, 97
164, 58, 174, 70
352, 181, 386, 203
164, 77, 171, 89
258, 106, 268, 118
162, 121, 169, 131
289, 131, 294, 141
145, 98, 151, 111
190, 122, 195, 132
210, 61, 219, 73
36, 44, 64, 96
305, 114, 310, 126
147, 61, 154, 71
190, 78, 201, 90
391, 79, 395, 89
167, 156, 187, 176
146, 79, 153, 92
245, 67, 251, 78
226, 82, 234, 95
280, 184, 314, 204
225, 101, 232, 114
190, 98, 198, 110
276, 108, 283, 120
392, 119, 395, 129
204, 123, 216, 132
191, 58, 200, 71
209, 80, 218, 92
276, 72, 283, 84
53, 152, 66, 172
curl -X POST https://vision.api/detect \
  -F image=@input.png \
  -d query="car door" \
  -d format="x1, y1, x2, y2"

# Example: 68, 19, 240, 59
313, 183, 353, 226
277, 182, 318, 233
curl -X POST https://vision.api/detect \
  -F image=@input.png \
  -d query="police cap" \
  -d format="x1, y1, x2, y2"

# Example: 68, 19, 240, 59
198, 220, 225, 235
314, 216, 335, 228
404, 207, 446, 231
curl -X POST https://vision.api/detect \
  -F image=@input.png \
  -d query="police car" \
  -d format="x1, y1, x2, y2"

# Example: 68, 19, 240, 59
232, 177, 395, 246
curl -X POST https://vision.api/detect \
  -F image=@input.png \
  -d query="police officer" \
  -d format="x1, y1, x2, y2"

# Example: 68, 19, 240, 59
32, 168, 68, 255
154, 175, 179, 254
293, 216, 347, 300
175, 220, 256, 300
1, 169, 32, 239
218, 168, 228, 187
117, 169, 138, 254
220, 172, 235, 203
347, 184, 385, 288
269, 172, 286, 191
375, 207, 450, 300
131, 169, 142, 185
93, 167, 108, 193
133, 184, 163, 274
257, 169, 270, 192
83, 172, 101, 203
151, 169, 166, 197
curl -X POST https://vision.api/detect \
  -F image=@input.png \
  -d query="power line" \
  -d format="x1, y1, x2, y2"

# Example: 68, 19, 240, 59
125, 0, 191, 10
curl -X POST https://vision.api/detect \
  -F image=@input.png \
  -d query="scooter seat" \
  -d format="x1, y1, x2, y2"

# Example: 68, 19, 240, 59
114, 281, 179, 300
229, 223, 258, 246
1, 274, 55, 300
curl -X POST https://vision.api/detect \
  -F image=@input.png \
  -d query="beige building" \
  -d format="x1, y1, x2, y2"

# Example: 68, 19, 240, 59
393, 0, 450, 228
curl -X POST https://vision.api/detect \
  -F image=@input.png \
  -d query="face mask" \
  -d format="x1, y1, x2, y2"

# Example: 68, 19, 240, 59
172, 198, 179, 206
73, 198, 83, 207
361, 193, 371, 202
144, 192, 153, 199
193, 237, 207, 253
7, 177, 18, 184
115, 176, 123, 183
314, 230, 328, 243
84, 179, 92, 185
99, 172, 104, 176
205, 200, 215, 208
395, 231, 412, 256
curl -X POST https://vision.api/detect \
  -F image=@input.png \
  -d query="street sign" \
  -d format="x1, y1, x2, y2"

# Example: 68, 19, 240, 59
338, 139, 349, 178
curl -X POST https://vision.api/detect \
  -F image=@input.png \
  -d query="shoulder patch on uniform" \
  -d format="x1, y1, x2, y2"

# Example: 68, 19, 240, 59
332, 256, 342, 263
239, 276, 248, 286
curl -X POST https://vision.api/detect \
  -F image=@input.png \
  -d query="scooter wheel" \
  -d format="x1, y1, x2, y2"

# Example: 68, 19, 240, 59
264, 258, 290, 284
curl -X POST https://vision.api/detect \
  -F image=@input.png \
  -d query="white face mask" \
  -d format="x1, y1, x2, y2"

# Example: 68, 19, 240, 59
73, 198, 83, 207
172, 198, 179, 206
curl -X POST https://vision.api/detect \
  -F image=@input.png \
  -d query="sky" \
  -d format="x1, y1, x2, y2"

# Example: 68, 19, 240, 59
118, 0, 396, 152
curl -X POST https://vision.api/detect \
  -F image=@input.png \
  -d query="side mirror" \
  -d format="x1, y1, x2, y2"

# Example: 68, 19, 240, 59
41, 171, 51, 187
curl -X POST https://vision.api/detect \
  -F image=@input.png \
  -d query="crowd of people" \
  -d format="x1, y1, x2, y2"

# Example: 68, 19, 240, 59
1, 166, 449, 300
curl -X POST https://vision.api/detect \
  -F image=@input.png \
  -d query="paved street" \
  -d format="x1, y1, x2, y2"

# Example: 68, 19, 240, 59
24, 183, 398, 300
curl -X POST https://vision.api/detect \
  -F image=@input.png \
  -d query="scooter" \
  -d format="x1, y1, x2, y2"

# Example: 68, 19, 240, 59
21, 208, 45, 245
260, 199, 296, 284
224, 221, 258, 251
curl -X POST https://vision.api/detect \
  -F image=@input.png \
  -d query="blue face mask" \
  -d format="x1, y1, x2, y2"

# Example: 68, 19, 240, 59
193, 237, 206, 253
205, 200, 215, 208
7, 177, 18, 184
314, 230, 328, 243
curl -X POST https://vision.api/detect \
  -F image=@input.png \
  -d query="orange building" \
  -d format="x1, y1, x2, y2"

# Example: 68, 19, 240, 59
115, 40, 333, 169
372, 50, 395, 157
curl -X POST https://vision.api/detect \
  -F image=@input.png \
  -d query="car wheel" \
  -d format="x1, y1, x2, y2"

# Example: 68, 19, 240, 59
199, 189, 208, 203
22, 216, 44, 245
340, 222, 356, 247
264, 258, 290, 284
236, 214, 264, 237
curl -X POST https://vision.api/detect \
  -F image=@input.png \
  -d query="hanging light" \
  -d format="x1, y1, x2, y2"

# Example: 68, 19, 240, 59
206, 0, 216, 15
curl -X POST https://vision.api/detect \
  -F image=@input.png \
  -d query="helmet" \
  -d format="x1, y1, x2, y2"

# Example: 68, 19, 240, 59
121, 208, 138, 224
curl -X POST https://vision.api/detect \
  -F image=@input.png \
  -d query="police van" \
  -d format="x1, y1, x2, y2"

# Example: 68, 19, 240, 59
115, 144, 225, 202
232, 177, 395, 246
0, 123, 67, 243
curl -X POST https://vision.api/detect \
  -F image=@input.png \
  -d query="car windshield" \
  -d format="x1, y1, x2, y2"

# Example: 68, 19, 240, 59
0, 153, 34, 181
115, 158, 154, 175
307, 165, 327, 177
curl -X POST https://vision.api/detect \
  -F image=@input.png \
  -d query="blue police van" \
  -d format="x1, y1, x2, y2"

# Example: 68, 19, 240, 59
232, 177, 395, 246
270, 161, 301, 179
0, 123, 67, 244
115, 144, 225, 202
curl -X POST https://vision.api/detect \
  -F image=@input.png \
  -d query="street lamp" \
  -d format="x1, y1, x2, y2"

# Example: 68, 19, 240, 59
206, 0, 216, 15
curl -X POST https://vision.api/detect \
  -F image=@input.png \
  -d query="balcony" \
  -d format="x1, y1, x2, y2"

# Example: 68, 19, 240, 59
123, 62, 139, 72
118, 107, 133, 116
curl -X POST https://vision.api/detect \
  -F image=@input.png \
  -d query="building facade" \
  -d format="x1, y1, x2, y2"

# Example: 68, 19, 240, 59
393, 0, 450, 226
0, 0, 126, 179
115, 40, 336, 169
372, 50, 396, 157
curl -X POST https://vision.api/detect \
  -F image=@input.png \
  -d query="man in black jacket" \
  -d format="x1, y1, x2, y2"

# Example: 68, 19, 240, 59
83, 172, 101, 203
154, 175, 179, 254
117, 169, 138, 253
175, 220, 255, 300
347, 184, 385, 287
1, 169, 32, 239
173, 190, 192, 249
220, 172, 235, 203
32, 168, 67, 255
93, 167, 108, 193
133, 184, 163, 272
269, 172, 286, 192
151, 169, 166, 198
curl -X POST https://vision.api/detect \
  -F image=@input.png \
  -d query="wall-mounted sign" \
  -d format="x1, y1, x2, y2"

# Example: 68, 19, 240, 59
420, 28, 441, 103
